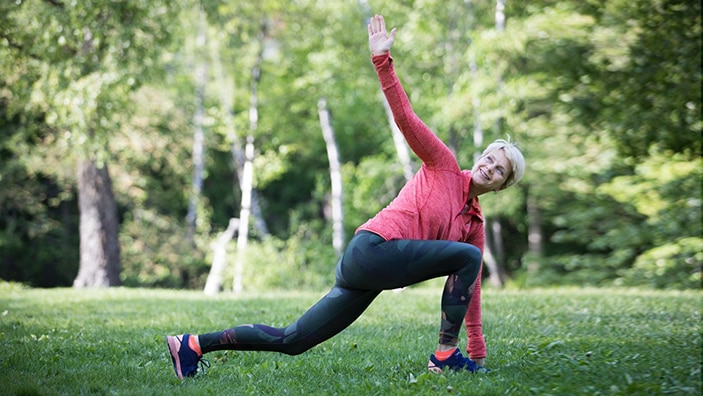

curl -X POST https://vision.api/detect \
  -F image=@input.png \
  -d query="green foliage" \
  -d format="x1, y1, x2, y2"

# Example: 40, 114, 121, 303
343, 156, 408, 237
1, 0, 193, 287
595, 152, 702, 289
0, 132, 79, 286
3, 0, 187, 159
591, 0, 702, 158
598, 152, 701, 236
236, 231, 337, 292
0, 286, 700, 394
120, 208, 210, 289
491, 0, 701, 288
112, 84, 211, 289
619, 237, 702, 289
526, 149, 702, 288
1, 0, 700, 290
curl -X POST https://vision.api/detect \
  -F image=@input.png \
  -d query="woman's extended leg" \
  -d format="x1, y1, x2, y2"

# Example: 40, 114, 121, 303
198, 285, 380, 355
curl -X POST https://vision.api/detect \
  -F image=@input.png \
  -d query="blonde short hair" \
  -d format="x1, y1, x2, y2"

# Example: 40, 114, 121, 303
480, 137, 525, 190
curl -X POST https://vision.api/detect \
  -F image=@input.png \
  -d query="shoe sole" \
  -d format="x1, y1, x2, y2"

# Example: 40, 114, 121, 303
427, 361, 443, 374
167, 336, 184, 379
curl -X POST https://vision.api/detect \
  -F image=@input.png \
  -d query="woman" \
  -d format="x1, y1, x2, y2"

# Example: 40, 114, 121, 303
167, 14, 525, 379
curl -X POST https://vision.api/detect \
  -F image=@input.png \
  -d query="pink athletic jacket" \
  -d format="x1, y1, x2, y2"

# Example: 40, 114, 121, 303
356, 52, 486, 360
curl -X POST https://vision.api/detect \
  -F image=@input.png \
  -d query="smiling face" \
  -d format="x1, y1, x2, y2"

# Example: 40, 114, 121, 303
470, 149, 513, 196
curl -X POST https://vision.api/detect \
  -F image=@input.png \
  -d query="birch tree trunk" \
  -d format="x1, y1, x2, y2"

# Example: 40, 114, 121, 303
470, 61, 483, 166
203, 21, 270, 295
204, 218, 239, 295
526, 193, 544, 275
230, 143, 269, 237
233, 134, 254, 295
208, 24, 269, 237
488, 217, 508, 284
468, 9, 491, 286
186, 9, 208, 241
233, 24, 265, 294
468, 0, 508, 288
482, 0, 511, 287
318, 97, 345, 257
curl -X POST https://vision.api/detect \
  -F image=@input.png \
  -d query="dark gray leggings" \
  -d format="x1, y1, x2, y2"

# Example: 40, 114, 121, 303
198, 231, 482, 355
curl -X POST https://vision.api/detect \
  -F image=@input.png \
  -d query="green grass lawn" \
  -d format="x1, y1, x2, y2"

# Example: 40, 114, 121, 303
0, 282, 700, 395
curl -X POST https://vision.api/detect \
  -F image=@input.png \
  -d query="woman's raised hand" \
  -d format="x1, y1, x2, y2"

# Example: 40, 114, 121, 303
368, 14, 396, 56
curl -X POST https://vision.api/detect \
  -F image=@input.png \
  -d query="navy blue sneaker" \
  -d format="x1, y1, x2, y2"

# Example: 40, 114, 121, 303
167, 334, 209, 379
427, 348, 488, 373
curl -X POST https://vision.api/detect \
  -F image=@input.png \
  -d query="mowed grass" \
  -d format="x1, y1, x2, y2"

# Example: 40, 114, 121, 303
0, 282, 700, 395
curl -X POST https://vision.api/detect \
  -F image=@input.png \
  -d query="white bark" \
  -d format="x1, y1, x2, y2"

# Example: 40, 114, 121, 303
204, 218, 239, 295
233, 26, 265, 294
208, 28, 269, 238
526, 193, 544, 274
496, 0, 506, 32
487, 218, 508, 286
318, 97, 345, 257
186, 9, 207, 239
233, 135, 254, 294
467, 0, 507, 287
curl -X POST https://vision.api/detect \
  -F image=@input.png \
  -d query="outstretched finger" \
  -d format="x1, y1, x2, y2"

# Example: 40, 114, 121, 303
378, 15, 386, 34
371, 14, 380, 33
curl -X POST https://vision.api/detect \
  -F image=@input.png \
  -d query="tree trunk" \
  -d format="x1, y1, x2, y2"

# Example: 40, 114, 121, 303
526, 192, 544, 275
318, 97, 345, 257
233, 134, 254, 295
481, 244, 503, 288
73, 158, 121, 288
230, 145, 269, 236
186, 9, 208, 240
204, 217, 239, 295
484, 217, 508, 287
233, 24, 265, 294
496, 0, 506, 32
491, 218, 506, 267
209, 22, 269, 238
471, 0, 512, 288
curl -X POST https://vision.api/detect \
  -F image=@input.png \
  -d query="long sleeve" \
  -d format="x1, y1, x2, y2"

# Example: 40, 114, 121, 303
465, 224, 486, 359
372, 53, 458, 171
465, 269, 486, 359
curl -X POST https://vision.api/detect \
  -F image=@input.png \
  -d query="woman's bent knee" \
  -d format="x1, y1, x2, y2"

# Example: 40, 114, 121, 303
463, 243, 482, 264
